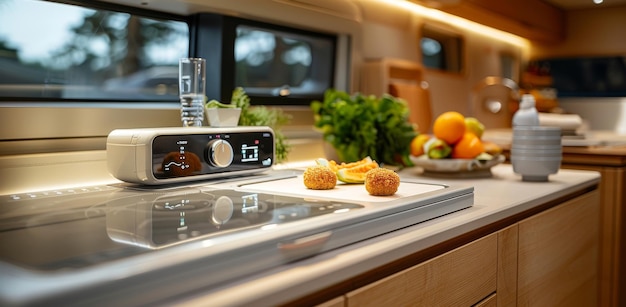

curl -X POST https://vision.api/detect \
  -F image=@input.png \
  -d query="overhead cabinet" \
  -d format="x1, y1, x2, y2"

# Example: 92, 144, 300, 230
413, 0, 565, 42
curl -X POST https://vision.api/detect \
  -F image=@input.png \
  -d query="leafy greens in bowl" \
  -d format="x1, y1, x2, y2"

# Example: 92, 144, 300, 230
311, 89, 417, 166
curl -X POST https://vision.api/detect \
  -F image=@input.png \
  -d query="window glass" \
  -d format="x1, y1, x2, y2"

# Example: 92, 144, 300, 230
500, 53, 517, 80
421, 26, 463, 73
233, 24, 334, 100
0, 0, 189, 101
421, 37, 444, 69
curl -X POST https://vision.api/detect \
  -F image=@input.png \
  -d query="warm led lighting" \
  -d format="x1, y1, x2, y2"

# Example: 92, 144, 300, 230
593, 0, 603, 4
201, 239, 215, 247
333, 208, 351, 214
261, 224, 278, 230
381, 0, 530, 50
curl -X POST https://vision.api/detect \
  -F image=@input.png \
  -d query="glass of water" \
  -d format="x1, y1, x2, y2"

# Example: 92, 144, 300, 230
179, 58, 206, 127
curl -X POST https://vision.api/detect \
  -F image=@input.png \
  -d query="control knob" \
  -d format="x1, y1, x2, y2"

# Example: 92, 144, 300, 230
206, 139, 234, 167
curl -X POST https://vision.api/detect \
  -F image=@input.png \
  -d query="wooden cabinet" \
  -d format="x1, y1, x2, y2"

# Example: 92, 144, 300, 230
475, 293, 497, 307
313, 189, 600, 307
315, 296, 344, 307
559, 148, 626, 307
421, 0, 565, 42
346, 233, 497, 306
517, 190, 600, 306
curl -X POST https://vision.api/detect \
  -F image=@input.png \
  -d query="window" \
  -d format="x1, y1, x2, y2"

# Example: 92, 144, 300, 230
194, 14, 337, 106
500, 52, 517, 80
234, 25, 334, 101
420, 25, 463, 73
0, 0, 189, 101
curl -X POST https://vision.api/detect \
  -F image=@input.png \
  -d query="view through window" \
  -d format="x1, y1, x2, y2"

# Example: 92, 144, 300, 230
0, 0, 189, 101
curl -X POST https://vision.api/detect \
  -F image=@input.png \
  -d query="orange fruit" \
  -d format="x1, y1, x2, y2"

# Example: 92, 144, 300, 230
433, 111, 466, 145
410, 134, 431, 156
452, 132, 484, 159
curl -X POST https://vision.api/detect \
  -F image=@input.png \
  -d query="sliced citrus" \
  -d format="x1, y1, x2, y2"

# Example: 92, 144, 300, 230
336, 160, 379, 183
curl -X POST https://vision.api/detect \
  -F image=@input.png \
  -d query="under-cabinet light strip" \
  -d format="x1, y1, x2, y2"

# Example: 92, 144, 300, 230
383, 0, 531, 49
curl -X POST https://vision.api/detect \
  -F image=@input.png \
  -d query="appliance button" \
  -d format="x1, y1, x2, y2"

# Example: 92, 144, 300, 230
206, 139, 234, 167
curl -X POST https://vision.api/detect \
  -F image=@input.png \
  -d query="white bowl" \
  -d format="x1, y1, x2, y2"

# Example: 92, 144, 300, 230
511, 148, 562, 156
513, 131, 561, 136
513, 126, 561, 137
511, 156, 561, 182
511, 143, 563, 150
511, 136, 561, 144
205, 107, 241, 127
510, 155, 562, 161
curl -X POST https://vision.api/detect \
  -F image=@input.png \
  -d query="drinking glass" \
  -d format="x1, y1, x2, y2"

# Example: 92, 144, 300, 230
179, 58, 206, 127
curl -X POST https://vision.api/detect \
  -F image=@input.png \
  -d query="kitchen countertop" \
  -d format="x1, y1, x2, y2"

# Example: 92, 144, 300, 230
172, 164, 600, 306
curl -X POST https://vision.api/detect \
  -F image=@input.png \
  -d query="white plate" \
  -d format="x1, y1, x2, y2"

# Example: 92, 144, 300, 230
411, 154, 506, 177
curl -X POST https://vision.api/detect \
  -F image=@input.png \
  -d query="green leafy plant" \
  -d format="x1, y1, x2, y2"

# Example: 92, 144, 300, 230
207, 87, 291, 163
311, 89, 416, 166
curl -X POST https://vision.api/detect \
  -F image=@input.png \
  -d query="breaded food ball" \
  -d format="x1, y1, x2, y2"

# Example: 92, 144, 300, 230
303, 165, 337, 190
364, 168, 400, 196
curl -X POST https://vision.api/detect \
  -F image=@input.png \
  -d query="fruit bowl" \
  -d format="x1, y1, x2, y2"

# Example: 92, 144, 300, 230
410, 154, 505, 178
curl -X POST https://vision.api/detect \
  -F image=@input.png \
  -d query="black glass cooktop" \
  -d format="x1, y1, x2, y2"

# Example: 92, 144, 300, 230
0, 186, 363, 272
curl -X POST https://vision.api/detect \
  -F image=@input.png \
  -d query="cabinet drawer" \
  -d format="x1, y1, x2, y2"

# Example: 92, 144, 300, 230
517, 190, 600, 306
346, 233, 497, 306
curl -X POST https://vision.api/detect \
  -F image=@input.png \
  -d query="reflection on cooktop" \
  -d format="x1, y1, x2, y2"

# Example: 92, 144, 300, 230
0, 187, 363, 272
106, 190, 363, 248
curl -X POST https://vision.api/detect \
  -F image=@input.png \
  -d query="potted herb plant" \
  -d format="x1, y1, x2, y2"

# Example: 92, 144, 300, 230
311, 89, 416, 166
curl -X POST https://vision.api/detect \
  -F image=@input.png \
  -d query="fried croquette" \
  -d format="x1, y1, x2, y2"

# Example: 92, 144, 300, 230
303, 165, 337, 190
364, 168, 400, 196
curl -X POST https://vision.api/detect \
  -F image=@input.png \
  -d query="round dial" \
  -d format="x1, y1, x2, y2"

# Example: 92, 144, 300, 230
206, 139, 234, 167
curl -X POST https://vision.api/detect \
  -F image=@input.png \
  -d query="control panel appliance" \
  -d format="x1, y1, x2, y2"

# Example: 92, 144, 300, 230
106, 126, 274, 184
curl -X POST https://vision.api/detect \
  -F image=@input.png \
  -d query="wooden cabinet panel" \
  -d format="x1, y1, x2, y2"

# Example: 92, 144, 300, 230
431, 0, 565, 42
562, 163, 625, 307
497, 224, 518, 307
517, 190, 600, 306
346, 233, 497, 306
475, 293, 497, 307
315, 296, 344, 307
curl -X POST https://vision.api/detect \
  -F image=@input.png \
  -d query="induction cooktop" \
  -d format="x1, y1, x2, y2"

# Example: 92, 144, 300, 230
0, 170, 473, 307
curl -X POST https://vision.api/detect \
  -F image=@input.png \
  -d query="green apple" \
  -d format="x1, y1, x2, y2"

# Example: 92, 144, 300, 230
465, 117, 485, 139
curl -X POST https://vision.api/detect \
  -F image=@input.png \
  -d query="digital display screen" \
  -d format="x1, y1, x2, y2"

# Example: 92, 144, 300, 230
151, 131, 273, 179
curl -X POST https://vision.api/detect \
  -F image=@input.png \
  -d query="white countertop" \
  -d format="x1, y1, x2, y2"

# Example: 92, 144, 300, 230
173, 164, 601, 306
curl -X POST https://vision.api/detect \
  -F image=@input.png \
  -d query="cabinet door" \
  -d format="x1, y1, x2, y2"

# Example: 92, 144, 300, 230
475, 293, 497, 307
346, 233, 497, 306
517, 190, 600, 306
315, 296, 344, 307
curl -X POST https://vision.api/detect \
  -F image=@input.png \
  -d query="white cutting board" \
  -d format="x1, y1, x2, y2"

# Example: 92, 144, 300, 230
240, 175, 445, 203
